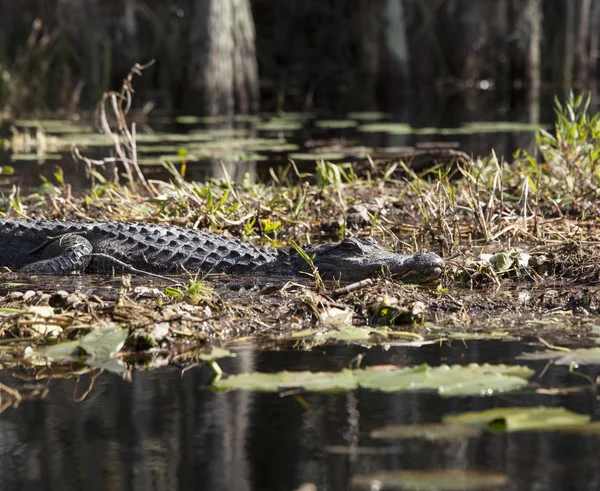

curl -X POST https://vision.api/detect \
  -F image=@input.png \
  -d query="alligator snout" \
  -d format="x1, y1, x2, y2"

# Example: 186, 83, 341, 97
308, 237, 445, 282
393, 251, 445, 282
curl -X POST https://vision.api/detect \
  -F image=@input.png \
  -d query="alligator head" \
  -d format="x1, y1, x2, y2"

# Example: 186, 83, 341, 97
299, 237, 444, 282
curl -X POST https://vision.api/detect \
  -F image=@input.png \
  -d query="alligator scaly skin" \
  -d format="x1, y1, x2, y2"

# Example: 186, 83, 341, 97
0, 218, 444, 281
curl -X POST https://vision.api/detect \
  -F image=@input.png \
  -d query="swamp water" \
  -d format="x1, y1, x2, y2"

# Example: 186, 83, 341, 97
1, 340, 600, 490
1, 90, 600, 490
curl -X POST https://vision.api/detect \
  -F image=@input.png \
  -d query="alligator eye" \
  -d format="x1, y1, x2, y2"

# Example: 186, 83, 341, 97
339, 238, 358, 248
359, 237, 378, 247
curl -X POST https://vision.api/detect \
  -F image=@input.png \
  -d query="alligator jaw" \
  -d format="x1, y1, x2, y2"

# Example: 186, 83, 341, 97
308, 238, 445, 282
389, 251, 445, 282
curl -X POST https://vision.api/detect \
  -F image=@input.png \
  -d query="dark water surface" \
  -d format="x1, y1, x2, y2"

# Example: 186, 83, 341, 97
0, 88, 571, 191
1, 341, 600, 491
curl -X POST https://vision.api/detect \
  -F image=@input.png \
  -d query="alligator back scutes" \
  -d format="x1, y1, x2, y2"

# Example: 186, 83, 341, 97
0, 218, 278, 274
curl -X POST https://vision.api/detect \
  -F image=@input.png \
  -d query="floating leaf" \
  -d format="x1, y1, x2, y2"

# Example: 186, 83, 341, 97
444, 406, 590, 432
347, 111, 390, 121
371, 423, 482, 441
355, 364, 533, 396
37, 327, 127, 361
518, 347, 600, 365
351, 469, 508, 490
216, 370, 358, 392
42, 340, 81, 358
215, 364, 533, 395
78, 328, 128, 359
256, 120, 303, 132
198, 347, 235, 362
462, 121, 544, 132
288, 152, 345, 161
11, 153, 62, 161
357, 123, 413, 134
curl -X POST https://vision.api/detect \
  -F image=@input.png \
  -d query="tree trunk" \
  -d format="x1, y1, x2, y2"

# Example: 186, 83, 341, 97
574, 0, 592, 87
187, 0, 259, 115
563, 0, 576, 88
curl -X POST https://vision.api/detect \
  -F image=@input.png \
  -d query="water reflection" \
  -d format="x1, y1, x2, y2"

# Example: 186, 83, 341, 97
0, 341, 600, 490
0, 88, 559, 193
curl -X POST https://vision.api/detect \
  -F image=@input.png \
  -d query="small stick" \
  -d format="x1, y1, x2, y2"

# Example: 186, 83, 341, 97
328, 279, 373, 298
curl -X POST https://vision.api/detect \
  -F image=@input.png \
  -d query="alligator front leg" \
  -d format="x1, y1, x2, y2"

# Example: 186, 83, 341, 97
20, 234, 93, 274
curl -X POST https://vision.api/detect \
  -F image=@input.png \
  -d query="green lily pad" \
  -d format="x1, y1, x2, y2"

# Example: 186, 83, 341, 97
518, 347, 600, 365
462, 121, 544, 132
444, 406, 590, 432
288, 152, 345, 161
216, 369, 358, 392
215, 363, 533, 395
42, 340, 81, 358
11, 153, 62, 161
38, 327, 127, 361
78, 328, 128, 358
256, 120, 303, 132
357, 123, 413, 134
198, 347, 235, 362
355, 364, 533, 396
351, 469, 508, 490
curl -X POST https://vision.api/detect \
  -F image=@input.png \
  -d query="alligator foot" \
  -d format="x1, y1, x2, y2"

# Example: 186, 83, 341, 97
21, 234, 92, 274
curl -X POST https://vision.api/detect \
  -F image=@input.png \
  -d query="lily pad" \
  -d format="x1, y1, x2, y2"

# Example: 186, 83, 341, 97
357, 123, 413, 134
38, 327, 127, 361
462, 121, 544, 132
355, 364, 533, 396
215, 363, 533, 395
256, 120, 303, 132
216, 369, 358, 392
78, 328, 128, 358
198, 347, 235, 362
288, 152, 345, 161
444, 406, 590, 432
351, 469, 508, 490
11, 153, 62, 161
518, 347, 600, 365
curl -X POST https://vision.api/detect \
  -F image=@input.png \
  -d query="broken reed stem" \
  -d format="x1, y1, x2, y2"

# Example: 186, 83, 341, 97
73, 60, 157, 196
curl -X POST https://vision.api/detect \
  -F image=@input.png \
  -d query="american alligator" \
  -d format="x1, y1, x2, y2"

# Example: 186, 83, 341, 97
0, 218, 444, 282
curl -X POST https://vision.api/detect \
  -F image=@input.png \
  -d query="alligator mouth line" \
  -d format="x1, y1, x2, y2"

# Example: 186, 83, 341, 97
395, 266, 443, 281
